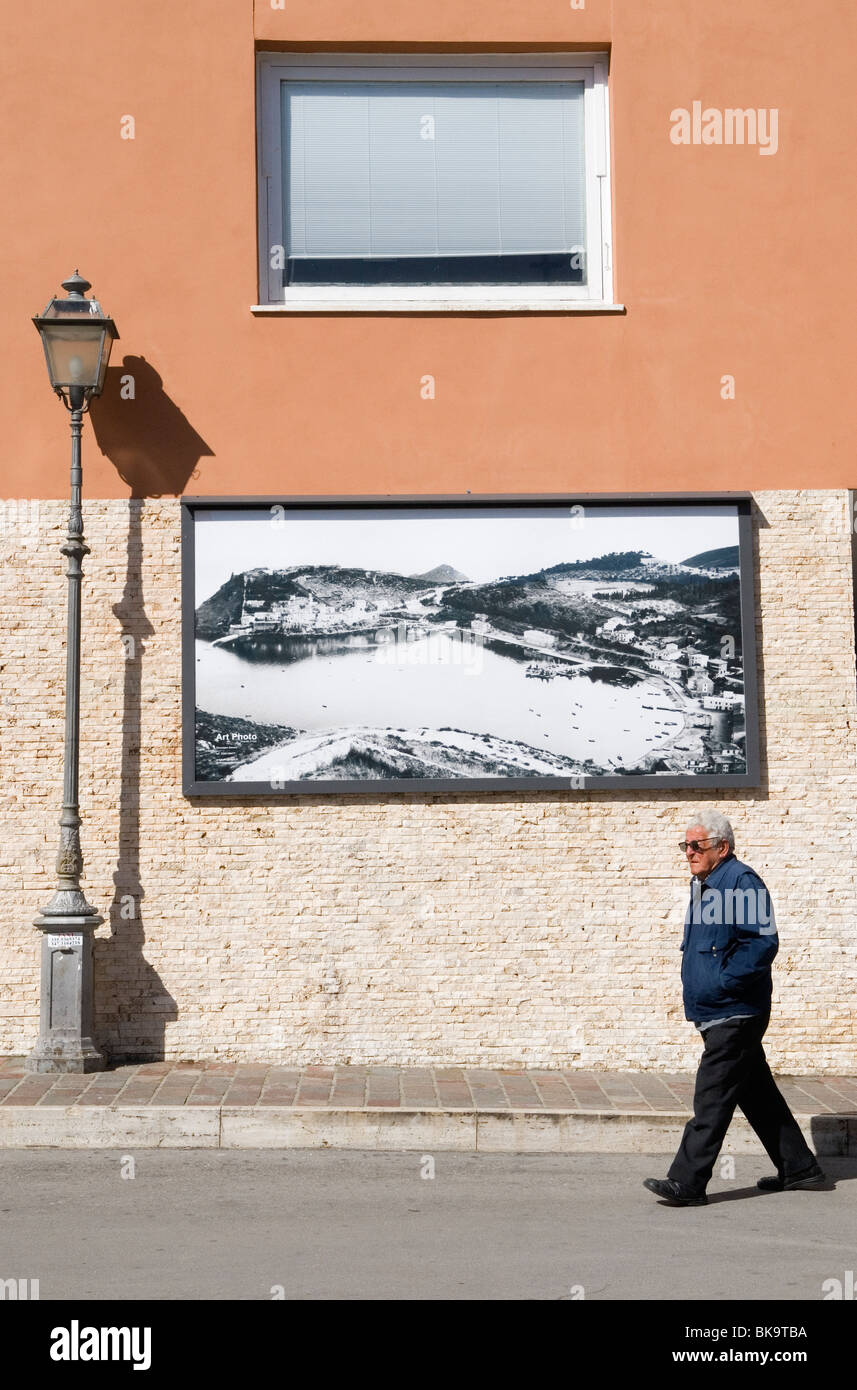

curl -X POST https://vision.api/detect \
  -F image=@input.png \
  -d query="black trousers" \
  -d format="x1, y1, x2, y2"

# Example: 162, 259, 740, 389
667, 1012, 817, 1195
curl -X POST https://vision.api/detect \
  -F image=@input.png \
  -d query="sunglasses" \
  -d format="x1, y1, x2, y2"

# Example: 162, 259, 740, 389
679, 838, 723, 853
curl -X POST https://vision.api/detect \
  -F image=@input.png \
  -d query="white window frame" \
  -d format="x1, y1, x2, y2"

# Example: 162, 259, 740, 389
255, 52, 616, 313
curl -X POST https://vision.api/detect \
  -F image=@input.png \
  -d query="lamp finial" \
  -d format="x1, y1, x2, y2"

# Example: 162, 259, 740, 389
61, 271, 91, 299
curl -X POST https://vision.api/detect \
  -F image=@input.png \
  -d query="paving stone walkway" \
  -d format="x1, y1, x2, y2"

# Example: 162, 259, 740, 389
1, 1057, 855, 1113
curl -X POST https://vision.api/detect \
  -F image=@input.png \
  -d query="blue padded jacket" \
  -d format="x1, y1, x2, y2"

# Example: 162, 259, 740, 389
680, 853, 778, 1023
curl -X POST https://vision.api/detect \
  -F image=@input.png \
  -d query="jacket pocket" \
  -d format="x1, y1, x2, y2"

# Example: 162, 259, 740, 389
693, 942, 731, 1008
718, 944, 750, 996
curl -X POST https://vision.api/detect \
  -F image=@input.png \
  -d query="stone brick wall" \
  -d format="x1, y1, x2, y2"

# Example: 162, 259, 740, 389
1, 491, 855, 1072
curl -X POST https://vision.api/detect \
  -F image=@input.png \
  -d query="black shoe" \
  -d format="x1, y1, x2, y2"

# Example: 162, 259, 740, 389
643, 1177, 708, 1206
757, 1164, 826, 1192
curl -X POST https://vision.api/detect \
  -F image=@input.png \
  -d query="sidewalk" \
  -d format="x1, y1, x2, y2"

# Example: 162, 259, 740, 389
1, 1057, 855, 1152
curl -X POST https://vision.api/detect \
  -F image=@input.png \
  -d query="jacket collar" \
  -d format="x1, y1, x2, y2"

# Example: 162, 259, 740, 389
692, 851, 735, 892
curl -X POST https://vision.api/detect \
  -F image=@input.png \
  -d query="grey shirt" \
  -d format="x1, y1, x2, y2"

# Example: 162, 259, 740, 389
696, 1014, 754, 1033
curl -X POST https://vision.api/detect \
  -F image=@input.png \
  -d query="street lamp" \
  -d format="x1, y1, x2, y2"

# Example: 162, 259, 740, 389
27, 271, 119, 1073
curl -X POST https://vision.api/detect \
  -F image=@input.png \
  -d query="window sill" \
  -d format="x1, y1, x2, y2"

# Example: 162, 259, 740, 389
251, 301, 626, 316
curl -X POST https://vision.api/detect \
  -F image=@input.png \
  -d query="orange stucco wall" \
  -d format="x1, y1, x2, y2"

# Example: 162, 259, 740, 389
2, 0, 855, 498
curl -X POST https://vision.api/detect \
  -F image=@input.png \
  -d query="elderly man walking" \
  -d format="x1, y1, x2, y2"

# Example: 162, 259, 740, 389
643, 812, 825, 1206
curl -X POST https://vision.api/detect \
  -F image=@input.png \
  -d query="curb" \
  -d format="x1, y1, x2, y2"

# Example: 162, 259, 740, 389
0, 1106, 854, 1153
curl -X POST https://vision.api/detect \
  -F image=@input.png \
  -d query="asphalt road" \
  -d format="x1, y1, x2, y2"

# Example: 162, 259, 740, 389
0, 1151, 853, 1301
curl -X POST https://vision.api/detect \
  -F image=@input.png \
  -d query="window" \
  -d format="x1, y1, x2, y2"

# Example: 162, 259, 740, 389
256, 54, 614, 311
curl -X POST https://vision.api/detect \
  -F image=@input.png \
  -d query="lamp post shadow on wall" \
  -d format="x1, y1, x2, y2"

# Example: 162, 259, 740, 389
89, 356, 212, 1060
28, 272, 119, 1072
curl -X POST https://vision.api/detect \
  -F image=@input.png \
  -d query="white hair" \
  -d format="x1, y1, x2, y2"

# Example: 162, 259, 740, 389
685, 810, 735, 851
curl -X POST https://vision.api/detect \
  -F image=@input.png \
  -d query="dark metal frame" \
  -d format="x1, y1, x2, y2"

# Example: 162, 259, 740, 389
181, 493, 760, 796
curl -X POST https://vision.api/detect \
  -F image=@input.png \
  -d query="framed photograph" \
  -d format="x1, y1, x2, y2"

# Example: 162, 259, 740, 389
181, 494, 759, 794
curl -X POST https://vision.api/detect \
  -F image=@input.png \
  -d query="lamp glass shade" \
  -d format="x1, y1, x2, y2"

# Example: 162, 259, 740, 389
38, 323, 112, 393
33, 283, 119, 397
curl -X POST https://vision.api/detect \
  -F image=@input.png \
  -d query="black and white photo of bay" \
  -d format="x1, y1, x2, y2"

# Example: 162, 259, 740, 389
192, 504, 746, 786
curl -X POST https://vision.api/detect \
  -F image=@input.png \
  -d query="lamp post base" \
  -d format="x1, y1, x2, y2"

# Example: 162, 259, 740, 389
26, 1038, 106, 1075
26, 913, 106, 1074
